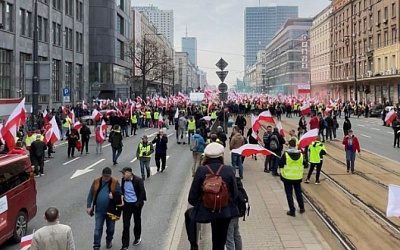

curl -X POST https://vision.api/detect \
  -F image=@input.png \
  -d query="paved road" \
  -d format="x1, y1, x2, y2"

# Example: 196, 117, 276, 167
287, 115, 400, 162
2, 126, 193, 250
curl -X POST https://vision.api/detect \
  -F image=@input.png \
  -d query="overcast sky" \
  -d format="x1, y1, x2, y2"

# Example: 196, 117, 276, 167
132, 0, 330, 87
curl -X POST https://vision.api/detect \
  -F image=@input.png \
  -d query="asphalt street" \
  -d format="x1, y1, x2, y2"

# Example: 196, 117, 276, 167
287, 115, 400, 162
2, 125, 193, 250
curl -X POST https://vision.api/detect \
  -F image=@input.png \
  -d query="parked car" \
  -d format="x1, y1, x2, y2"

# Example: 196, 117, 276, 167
0, 154, 37, 246
369, 104, 384, 117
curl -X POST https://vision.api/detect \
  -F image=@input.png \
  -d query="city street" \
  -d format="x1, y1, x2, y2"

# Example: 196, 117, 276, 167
2, 126, 192, 250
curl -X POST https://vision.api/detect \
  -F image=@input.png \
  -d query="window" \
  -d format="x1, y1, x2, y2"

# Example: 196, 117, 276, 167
53, 0, 61, 11
384, 6, 388, 20
75, 64, 83, 100
20, 53, 31, 96
65, 62, 73, 90
75, 32, 83, 53
377, 33, 382, 47
392, 3, 396, 18
384, 30, 388, 46
116, 0, 124, 11
65, 0, 73, 16
116, 40, 124, 60
0, 2, 14, 32
0, 49, 12, 98
0, 160, 30, 196
52, 22, 61, 45
20, 9, 32, 37
117, 14, 124, 35
392, 28, 397, 44
38, 16, 48, 42
65, 27, 73, 49
76, 0, 83, 22
39, 0, 49, 4
377, 10, 381, 24
52, 60, 61, 102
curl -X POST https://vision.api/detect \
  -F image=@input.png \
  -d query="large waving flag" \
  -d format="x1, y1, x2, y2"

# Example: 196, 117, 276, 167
232, 144, 277, 157
257, 110, 274, 124
298, 128, 319, 149
1, 98, 26, 150
92, 109, 102, 122
385, 109, 397, 125
251, 114, 261, 141
301, 102, 311, 116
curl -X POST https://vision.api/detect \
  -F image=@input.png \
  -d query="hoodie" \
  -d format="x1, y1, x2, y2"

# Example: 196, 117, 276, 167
279, 148, 305, 168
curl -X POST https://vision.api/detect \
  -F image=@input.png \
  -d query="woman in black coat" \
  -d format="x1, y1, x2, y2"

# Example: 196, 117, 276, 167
188, 142, 239, 250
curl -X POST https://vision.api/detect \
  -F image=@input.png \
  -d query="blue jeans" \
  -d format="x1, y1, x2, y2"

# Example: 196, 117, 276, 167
94, 212, 115, 248
112, 147, 122, 164
270, 155, 280, 175
140, 158, 151, 179
231, 153, 243, 178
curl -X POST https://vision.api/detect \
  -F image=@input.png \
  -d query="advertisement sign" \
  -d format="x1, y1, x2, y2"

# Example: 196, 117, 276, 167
190, 92, 205, 103
0, 195, 8, 231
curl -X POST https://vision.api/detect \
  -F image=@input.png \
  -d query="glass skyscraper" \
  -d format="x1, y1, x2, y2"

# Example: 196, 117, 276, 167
244, 6, 298, 70
182, 37, 197, 66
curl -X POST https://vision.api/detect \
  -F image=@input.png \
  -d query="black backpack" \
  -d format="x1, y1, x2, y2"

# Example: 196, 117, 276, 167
236, 178, 250, 221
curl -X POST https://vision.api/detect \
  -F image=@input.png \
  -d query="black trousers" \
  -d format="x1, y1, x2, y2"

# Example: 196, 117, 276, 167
210, 218, 231, 250
122, 202, 143, 248
81, 139, 89, 153
155, 153, 167, 171
131, 123, 137, 135
283, 180, 304, 213
185, 208, 198, 250
394, 132, 400, 147
33, 156, 44, 175
307, 162, 322, 182
67, 144, 75, 157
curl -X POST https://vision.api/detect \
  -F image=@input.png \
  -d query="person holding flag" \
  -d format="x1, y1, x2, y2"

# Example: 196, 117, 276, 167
95, 121, 107, 154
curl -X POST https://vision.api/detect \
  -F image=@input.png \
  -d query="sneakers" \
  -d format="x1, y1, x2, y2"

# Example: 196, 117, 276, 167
106, 241, 112, 249
286, 211, 295, 217
304, 179, 310, 183
120, 248, 128, 250
315, 181, 320, 185
300, 208, 305, 214
133, 238, 142, 245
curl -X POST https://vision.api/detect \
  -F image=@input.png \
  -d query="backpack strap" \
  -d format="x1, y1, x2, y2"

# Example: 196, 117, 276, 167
215, 164, 224, 175
205, 165, 215, 175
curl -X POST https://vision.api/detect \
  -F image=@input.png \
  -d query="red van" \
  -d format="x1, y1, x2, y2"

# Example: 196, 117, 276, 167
0, 154, 37, 245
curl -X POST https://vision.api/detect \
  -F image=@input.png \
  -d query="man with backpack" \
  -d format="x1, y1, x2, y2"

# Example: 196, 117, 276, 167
190, 129, 206, 177
269, 127, 285, 176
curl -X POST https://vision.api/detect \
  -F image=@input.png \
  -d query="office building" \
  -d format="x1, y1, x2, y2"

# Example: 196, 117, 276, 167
134, 5, 174, 46
244, 5, 298, 70
89, 0, 132, 100
0, 0, 89, 107
182, 36, 197, 66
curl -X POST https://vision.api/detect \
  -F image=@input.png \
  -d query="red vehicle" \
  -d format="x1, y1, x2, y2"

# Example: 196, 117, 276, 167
0, 154, 37, 245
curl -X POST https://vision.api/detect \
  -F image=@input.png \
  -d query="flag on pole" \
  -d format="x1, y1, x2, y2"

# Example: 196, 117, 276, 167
232, 144, 277, 157
91, 109, 102, 122
174, 108, 179, 119
257, 110, 275, 124
298, 128, 319, 149
385, 109, 397, 125
300, 102, 311, 116
20, 233, 33, 249
1, 98, 26, 150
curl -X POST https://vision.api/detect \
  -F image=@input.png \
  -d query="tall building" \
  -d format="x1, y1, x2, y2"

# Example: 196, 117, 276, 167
260, 18, 312, 95
0, 0, 89, 107
89, 0, 132, 100
134, 5, 174, 46
244, 5, 298, 70
310, 6, 332, 102
182, 37, 197, 66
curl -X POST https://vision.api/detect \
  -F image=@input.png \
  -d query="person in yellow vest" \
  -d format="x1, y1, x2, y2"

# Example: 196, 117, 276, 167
210, 110, 217, 122
130, 112, 138, 136
305, 137, 326, 184
145, 110, 152, 128
136, 135, 154, 180
25, 131, 37, 150
62, 116, 72, 140
279, 139, 305, 217
153, 110, 160, 128
187, 116, 196, 145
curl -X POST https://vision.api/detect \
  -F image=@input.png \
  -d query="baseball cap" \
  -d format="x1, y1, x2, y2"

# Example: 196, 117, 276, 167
102, 167, 112, 176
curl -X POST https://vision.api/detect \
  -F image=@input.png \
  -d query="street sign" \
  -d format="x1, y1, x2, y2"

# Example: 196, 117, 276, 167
63, 88, 70, 97
218, 82, 228, 93
219, 92, 228, 101
216, 71, 229, 83
216, 58, 228, 71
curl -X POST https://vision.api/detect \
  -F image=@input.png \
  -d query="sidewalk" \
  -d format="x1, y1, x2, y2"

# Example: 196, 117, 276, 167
177, 153, 332, 250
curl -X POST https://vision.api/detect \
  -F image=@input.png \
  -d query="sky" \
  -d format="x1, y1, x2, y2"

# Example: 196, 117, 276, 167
132, 0, 331, 87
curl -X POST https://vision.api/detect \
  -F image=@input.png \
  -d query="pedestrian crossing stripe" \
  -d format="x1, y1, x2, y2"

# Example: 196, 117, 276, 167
150, 166, 169, 176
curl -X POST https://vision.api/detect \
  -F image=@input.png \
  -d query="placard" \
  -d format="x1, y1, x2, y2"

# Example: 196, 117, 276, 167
0, 196, 8, 231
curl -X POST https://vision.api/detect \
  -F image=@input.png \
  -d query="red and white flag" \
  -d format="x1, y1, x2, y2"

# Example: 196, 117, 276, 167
96, 120, 108, 142
69, 110, 76, 123
298, 128, 319, 149
73, 121, 82, 130
300, 102, 311, 116
20, 233, 33, 249
82, 100, 88, 110
251, 115, 261, 141
42, 109, 49, 124
232, 144, 276, 157
385, 110, 397, 125
275, 119, 285, 137
45, 116, 61, 144
257, 110, 275, 124
91, 109, 102, 122
1, 98, 26, 150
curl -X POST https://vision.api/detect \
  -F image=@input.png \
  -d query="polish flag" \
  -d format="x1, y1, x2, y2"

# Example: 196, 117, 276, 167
1, 125, 17, 150
232, 144, 277, 157
68, 110, 76, 123
257, 110, 275, 124
82, 100, 88, 110
1, 98, 26, 150
73, 121, 82, 130
20, 233, 33, 248
301, 102, 311, 116
385, 109, 397, 125
42, 109, 49, 124
118, 98, 123, 108
45, 116, 61, 144
274, 119, 285, 137
251, 115, 261, 141
207, 102, 213, 114
298, 128, 319, 149
96, 120, 108, 142
91, 109, 102, 122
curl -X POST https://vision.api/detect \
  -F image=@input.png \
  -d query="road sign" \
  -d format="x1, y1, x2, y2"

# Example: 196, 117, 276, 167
63, 88, 70, 96
218, 82, 228, 93
219, 92, 228, 101
216, 71, 229, 83
216, 58, 228, 71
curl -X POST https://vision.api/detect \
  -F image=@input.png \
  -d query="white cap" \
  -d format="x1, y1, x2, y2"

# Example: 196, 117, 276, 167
204, 142, 224, 158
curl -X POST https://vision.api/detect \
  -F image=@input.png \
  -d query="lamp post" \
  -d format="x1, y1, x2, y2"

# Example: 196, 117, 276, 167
32, 0, 39, 129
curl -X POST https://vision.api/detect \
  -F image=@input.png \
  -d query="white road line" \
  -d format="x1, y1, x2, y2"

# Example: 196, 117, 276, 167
150, 166, 169, 176
44, 160, 50, 163
360, 134, 371, 138
167, 155, 170, 160
70, 158, 106, 179
357, 124, 365, 127
167, 133, 174, 137
63, 157, 81, 165
370, 128, 380, 131
148, 132, 158, 137
130, 157, 137, 163
387, 132, 394, 135
102, 143, 111, 148
54, 141, 68, 148
145, 128, 152, 131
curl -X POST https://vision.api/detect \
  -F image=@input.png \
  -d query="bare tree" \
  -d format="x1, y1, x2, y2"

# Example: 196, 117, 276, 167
127, 37, 173, 98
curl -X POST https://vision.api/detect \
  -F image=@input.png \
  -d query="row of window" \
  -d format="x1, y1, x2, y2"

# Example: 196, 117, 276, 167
52, 0, 84, 21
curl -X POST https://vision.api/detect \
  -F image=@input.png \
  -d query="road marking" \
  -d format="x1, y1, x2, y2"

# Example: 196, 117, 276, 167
54, 141, 68, 148
44, 160, 50, 163
148, 132, 158, 137
167, 133, 174, 137
150, 166, 169, 175
145, 128, 152, 131
387, 132, 394, 135
70, 159, 105, 179
63, 157, 81, 165
357, 124, 365, 127
360, 134, 371, 138
102, 143, 111, 148
130, 157, 137, 163
370, 128, 380, 131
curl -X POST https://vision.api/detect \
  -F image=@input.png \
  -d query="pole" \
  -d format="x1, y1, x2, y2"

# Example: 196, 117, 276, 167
142, 35, 146, 98
172, 66, 175, 95
32, 0, 39, 130
351, 2, 358, 104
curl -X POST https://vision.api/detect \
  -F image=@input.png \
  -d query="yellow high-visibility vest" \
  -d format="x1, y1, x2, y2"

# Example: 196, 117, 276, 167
281, 152, 304, 180
154, 112, 160, 120
145, 111, 151, 119
188, 120, 196, 131
309, 141, 326, 164
139, 143, 152, 158
130, 115, 138, 124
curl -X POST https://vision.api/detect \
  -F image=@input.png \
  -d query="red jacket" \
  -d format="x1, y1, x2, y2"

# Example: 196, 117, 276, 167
342, 135, 361, 152
309, 116, 319, 130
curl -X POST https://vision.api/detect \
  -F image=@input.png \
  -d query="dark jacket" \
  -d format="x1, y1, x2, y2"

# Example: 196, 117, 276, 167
66, 130, 80, 146
87, 177, 121, 214
30, 140, 47, 158
217, 132, 227, 147
325, 116, 334, 129
121, 175, 147, 206
109, 130, 123, 149
263, 132, 272, 150
80, 125, 91, 141
188, 159, 239, 223
235, 116, 246, 129
152, 134, 168, 154
343, 119, 352, 131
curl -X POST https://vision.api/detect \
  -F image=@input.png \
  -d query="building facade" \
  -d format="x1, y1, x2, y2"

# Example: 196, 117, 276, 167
182, 36, 197, 66
330, 0, 400, 104
260, 18, 312, 95
174, 51, 199, 94
0, 0, 89, 108
310, 6, 332, 103
244, 6, 298, 70
88, 0, 132, 100
134, 5, 174, 46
